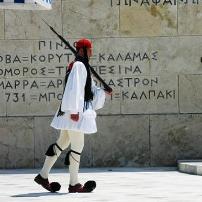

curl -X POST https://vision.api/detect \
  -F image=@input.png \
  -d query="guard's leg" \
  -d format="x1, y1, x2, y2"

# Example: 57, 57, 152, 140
65, 131, 96, 193
35, 130, 70, 192
40, 130, 70, 178
68, 130, 84, 186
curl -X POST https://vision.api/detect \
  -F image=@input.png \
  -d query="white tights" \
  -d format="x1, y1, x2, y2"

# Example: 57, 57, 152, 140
40, 130, 84, 186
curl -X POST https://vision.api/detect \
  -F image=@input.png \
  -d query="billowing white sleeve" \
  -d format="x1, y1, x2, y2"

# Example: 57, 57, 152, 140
61, 62, 87, 114
92, 80, 106, 110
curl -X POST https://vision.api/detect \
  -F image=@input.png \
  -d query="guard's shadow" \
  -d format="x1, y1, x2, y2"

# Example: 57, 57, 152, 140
11, 192, 68, 198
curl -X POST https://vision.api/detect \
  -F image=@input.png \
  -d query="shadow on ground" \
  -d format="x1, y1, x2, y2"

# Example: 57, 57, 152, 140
11, 192, 68, 198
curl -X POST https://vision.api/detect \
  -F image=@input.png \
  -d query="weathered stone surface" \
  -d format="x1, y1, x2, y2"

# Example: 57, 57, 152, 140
34, 117, 63, 168
178, 160, 202, 176
80, 135, 94, 167
91, 115, 150, 167
5, 0, 62, 39
0, 40, 35, 70
6, 78, 62, 116
150, 114, 202, 166
178, 4, 202, 35
179, 74, 202, 113
0, 117, 34, 168
92, 36, 202, 75
33, 115, 151, 168
120, 5, 177, 37
0, 11, 4, 39
0, 78, 6, 116
0, 39, 75, 116
0, 39, 73, 78
92, 38, 151, 76
92, 37, 151, 115
121, 75, 178, 114
62, 0, 119, 38
1, 36, 201, 116
34, 117, 93, 168
149, 36, 202, 74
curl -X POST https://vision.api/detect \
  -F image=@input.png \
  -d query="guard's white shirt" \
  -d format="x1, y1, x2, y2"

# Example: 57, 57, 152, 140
51, 61, 106, 134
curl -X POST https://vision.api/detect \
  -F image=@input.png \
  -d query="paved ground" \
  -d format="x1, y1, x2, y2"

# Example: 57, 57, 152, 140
0, 167, 202, 202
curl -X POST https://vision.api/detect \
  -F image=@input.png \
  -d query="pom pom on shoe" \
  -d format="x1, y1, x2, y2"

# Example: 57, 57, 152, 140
83, 181, 96, 192
50, 182, 61, 192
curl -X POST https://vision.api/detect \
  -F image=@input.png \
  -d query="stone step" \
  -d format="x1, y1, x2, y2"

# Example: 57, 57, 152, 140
178, 160, 202, 175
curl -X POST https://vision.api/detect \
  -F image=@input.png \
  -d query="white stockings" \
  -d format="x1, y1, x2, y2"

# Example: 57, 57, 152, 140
39, 130, 84, 186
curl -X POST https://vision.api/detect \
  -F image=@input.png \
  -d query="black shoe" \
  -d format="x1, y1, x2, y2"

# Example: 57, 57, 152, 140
68, 181, 96, 193
34, 174, 61, 193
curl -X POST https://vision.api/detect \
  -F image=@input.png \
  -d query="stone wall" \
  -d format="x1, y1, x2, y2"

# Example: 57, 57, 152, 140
0, 0, 202, 168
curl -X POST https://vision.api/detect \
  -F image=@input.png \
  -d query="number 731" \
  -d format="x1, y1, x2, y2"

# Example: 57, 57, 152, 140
5, 93, 26, 102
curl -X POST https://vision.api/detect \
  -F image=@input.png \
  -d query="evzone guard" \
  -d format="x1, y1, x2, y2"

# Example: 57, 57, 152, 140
34, 38, 112, 193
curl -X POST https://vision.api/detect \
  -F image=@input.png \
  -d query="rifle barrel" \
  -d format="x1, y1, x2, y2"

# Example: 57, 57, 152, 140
42, 18, 112, 93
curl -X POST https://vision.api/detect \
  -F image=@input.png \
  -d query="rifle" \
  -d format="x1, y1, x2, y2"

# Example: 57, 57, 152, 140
42, 19, 112, 94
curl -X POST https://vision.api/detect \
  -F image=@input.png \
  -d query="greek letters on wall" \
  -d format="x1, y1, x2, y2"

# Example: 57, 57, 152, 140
0, 40, 178, 115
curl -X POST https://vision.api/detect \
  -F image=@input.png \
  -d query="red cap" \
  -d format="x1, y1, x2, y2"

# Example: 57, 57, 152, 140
74, 38, 92, 50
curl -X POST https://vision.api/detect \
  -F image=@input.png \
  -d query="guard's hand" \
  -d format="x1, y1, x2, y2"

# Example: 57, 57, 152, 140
70, 113, 79, 122
105, 91, 112, 96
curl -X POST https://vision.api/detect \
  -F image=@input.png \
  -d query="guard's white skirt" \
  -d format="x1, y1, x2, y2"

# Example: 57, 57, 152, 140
51, 108, 97, 134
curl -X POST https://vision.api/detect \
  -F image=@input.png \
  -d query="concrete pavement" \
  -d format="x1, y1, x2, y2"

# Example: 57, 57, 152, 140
0, 167, 202, 202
